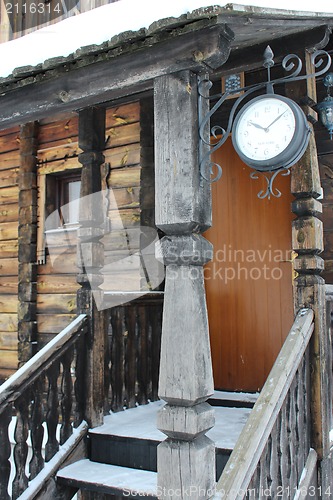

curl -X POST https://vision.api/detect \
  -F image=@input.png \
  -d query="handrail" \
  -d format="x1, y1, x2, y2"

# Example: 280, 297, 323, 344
215, 308, 314, 499
0, 314, 87, 408
0, 314, 89, 500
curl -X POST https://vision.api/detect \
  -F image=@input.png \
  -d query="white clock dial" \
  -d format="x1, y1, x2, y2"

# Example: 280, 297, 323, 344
232, 94, 310, 172
234, 97, 295, 161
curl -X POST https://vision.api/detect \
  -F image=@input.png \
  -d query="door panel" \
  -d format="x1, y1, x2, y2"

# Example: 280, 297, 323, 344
204, 139, 294, 392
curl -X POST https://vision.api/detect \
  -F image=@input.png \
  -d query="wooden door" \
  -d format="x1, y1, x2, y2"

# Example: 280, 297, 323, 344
205, 139, 294, 392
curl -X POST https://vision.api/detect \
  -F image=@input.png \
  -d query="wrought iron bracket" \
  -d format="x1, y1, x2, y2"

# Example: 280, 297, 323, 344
198, 46, 331, 199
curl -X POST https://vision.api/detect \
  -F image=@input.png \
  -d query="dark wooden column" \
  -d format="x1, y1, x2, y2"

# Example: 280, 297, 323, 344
154, 71, 215, 498
77, 107, 106, 427
18, 122, 38, 365
289, 52, 331, 466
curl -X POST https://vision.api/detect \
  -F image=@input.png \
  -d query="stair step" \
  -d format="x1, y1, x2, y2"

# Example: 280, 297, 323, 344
57, 459, 158, 498
89, 399, 252, 478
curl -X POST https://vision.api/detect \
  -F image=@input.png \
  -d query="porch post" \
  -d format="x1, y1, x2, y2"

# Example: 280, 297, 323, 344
77, 107, 106, 428
289, 52, 331, 466
154, 71, 215, 499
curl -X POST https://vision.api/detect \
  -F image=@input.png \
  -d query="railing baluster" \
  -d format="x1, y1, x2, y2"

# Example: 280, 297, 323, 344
0, 406, 12, 500
60, 347, 74, 444
74, 333, 86, 426
13, 392, 30, 499
137, 304, 148, 405
125, 305, 137, 409
29, 376, 45, 480
45, 361, 60, 461
110, 307, 125, 412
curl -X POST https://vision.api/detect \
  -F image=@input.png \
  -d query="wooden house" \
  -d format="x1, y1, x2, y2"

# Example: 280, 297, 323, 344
0, 1, 333, 498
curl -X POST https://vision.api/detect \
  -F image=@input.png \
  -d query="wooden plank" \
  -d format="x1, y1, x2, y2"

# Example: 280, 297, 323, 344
0, 332, 18, 350
38, 251, 78, 275
0, 313, 18, 332
38, 156, 81, 175
108, 165, 141, 188
109, 186, 140, 210
0, 221, 18, 241
0, 185, 19, 204
0, 132, 20, 153
37, 275, 79, 293
0, 257, 18, 276
0, 295, 18, 313
38, 116, 78, 145
104, 143, 140, 169
0, 203, 19, 223
105, 122, 140, 149
216, 309, 314, 498
0, 150, 20, 171
0, 276, 18, 293
0, 349, 18, 369
105, 102, 140, 128
37, 314, 77, 334
0, 167, 18, 188
294, 449, 318, 499
37, 294, 77, 313
108, 208, 141, 229
0, 239, 18, 258
0, 368, 15, 381
0, 23, 232, 130
38, 142, 79, 164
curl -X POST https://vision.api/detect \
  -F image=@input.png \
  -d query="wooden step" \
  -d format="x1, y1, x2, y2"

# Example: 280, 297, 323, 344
89, 399, 252, 478
57, 459, 158, 498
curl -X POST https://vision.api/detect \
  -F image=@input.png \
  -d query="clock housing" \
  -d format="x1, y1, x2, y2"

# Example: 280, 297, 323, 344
232, 94, 311, 172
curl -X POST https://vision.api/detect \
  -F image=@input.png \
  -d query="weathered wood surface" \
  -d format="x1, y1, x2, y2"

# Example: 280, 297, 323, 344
37, 314, 77, 334
216, 309, 314, 499
0, 23, 233, 130
0, 314, 88, 498
154, 70, 217, 499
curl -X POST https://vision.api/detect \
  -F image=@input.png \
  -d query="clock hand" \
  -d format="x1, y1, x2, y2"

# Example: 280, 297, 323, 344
248, 121, 266, 131
265, 110, 288, 131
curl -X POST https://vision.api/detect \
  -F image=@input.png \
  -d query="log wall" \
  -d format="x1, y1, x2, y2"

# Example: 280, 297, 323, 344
0, 99, 149, 380
0, 126, 20, 381
36, 100, 143, 347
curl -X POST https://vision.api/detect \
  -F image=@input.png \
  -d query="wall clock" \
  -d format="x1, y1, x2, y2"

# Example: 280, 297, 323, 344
232, 94, 311, 172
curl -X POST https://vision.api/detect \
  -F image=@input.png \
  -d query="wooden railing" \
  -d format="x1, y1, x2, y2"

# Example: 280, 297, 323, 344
0, 314, 88, 500
215, 308, 315, 499
104, 293, 163, 413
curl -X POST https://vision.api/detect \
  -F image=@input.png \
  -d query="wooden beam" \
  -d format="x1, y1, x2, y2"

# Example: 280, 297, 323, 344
0, 23, 233, 131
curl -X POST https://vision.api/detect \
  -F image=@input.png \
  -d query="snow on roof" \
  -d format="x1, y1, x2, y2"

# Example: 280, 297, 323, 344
0, 0, 332, 79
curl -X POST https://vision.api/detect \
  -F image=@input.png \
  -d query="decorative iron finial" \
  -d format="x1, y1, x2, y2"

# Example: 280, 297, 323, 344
263, 46, 274, 69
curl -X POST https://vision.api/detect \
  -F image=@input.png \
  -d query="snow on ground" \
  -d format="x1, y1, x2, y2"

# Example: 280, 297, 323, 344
0, 0, 333, 78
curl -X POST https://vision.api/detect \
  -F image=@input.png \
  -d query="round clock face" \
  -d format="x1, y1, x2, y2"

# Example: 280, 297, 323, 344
232, 94, 310, 171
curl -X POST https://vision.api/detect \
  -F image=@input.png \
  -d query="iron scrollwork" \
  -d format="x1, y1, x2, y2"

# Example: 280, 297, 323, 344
198, 46, 331, 199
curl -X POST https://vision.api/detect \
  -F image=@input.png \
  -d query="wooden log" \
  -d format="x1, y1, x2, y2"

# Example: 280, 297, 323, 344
0, 150, 20, 171
105, 102, 140, 128
0, 167, 18, 188
0, 332, 18, 350
37, 252, 78, 275
105, 122, 140, 149
108, 208, 141, 229
0, 313, 17, 332
0, 186, 19, 204
37, 294, 77, 314
38, 142, 79, 164
109, 186, 140, 210
0, 131, 20, 154
104, 143, 140, 169
0, 257, 18, 275
38, 156, 80, 175
37, 275, 79, 293
37, 314, 77, 334
0, 240, 18, 258
0, 277, 18, 293
0, 221, 18, 241
0, 295, 18, 313
0, 204, 19, 223
38, 116, 78, 145
108, 165, 141, 188
0, 349, 18, 369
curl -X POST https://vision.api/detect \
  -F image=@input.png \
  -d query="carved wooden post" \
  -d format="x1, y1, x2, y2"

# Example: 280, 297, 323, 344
18, 122, 38, 364
154, 71, 215, 499
77, 107, 106, 427
289, 52, 330, 464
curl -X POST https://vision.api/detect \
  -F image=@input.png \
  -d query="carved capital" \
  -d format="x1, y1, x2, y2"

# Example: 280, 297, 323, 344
158, 234, 213, 266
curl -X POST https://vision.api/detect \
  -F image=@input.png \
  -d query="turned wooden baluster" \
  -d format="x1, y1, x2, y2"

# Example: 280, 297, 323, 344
137, 304, 148, 405
0, 406, 12, 500
29, 376, 45, 480
74, 335, 86, 426
125, 305, 137, 409
110, 307, 125, 411
45, 361, 60, 461
13, 392, 30, 499
60, 347, 74, 444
